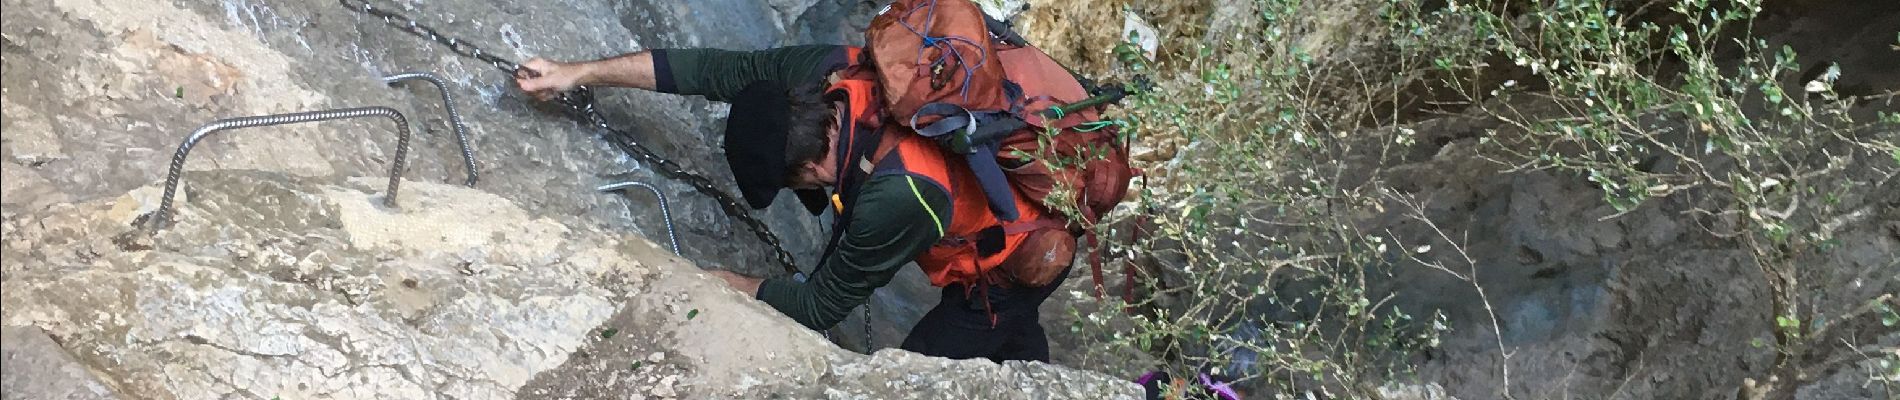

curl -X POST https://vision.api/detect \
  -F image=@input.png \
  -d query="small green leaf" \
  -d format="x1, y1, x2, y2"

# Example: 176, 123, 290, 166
631, 361, 644, 370
686, 309, 700, 320
1750, 337, 1765, 348
1776, 315, 1799, 329
600, 328, 618, 339
175, 87, 184, 99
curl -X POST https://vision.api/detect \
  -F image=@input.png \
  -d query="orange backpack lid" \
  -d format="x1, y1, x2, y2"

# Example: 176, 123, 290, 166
863, 0, 1012, 127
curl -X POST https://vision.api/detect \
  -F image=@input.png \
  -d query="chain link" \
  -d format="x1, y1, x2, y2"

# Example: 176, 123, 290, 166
340, 0, 799, 275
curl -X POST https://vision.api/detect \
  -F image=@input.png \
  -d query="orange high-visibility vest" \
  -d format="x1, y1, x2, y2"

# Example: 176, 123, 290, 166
825, 73, 1050, 287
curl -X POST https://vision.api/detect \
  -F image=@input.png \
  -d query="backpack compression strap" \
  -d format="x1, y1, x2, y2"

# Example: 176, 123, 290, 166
907, 83, 1028, 222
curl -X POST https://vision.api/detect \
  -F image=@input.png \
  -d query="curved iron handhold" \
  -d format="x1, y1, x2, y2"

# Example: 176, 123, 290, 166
151, 106, 413, 229
598, 181, 680, 255
383, 72, 479, 186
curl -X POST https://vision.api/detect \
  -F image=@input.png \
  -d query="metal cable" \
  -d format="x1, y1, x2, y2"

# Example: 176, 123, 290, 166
151, 106, 413, 229
597, 181, 679, 255
340, 0, 800, 275
384, 72, 479, 187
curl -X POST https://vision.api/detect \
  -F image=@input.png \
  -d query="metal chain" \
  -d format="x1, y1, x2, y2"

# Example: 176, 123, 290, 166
340, 0, 520, 73
339, 0, 799, 275
863, 302, 874, 351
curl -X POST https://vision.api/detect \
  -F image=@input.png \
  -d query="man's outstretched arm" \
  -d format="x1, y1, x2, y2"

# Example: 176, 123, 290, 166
514, 52, 656, 101
513, 45, 845, 102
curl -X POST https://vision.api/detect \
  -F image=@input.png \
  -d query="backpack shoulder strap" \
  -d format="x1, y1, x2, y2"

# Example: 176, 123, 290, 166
812, 85, 889, 273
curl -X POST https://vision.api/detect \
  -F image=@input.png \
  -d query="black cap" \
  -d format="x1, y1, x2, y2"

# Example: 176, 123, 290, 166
724, 80, 831, 215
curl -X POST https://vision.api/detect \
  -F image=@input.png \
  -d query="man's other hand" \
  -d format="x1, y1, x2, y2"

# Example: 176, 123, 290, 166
708, 270, 763, 296
514, 58, 586, 101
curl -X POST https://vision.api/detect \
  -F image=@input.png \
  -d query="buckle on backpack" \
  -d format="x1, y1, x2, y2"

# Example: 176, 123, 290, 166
913, 104, 981, 154
929, 58, 950, 90
940, 130, 973, 154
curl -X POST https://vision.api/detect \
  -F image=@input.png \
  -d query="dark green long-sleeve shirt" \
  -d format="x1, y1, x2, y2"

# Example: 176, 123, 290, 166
653, 45, 846, 102
653, 46, 953, 330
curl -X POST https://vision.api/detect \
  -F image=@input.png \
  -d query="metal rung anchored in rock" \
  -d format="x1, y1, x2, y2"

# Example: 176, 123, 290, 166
150, 106, 413, 230
598, 181, 679, 255
384, 72, 479, 187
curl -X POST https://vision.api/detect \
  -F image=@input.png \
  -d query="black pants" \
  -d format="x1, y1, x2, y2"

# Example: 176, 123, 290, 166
899, 266, 1073, 363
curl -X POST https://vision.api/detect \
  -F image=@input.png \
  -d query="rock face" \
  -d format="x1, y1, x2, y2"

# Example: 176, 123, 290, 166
1, 0, 835, 280
1356, 109, 1898, 400
2, 326, 121, 400
0, 0, 1136, 398
5, 173, 640, 399
0, 173, 1135, 399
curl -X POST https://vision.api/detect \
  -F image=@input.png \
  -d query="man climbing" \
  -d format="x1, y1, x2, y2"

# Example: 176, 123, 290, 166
512, 44, 1075, 362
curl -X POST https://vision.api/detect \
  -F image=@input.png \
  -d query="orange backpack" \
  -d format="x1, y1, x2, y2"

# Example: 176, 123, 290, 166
859, 0, 1142, 297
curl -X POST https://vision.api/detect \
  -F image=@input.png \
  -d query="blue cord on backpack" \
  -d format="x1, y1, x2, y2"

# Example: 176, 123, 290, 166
896, 0, 987, 103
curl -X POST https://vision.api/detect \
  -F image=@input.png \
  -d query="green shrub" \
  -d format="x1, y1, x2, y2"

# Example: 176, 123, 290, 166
1068, 0, 1899, 397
